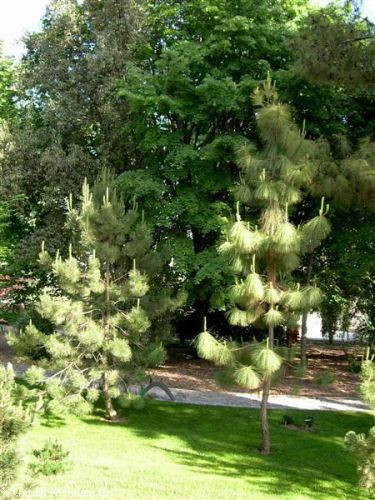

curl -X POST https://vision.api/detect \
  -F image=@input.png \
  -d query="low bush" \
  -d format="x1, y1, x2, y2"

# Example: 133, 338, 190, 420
29, 440, 70, 477
313, 370, 336, 386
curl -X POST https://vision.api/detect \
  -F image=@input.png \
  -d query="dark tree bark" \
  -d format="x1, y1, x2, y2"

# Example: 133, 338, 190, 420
102, 372, 118, 421
300, 254, 314, 368
260, 259, 276, 455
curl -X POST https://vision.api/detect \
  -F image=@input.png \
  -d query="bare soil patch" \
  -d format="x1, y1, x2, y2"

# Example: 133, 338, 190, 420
151, 345, 362, 399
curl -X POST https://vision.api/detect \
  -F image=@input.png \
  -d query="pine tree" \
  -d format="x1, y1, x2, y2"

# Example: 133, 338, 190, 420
345, 351, 375, 489
0, 363, 37, 496
196, 78, 330, 454
8, 172, 182, 421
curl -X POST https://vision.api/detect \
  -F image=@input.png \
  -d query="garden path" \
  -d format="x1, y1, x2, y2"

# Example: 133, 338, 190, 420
143, 385, 370, 412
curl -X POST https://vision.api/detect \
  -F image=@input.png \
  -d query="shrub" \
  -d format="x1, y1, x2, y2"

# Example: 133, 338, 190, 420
29, 440, 70, 476
293, 366, 307, 379
118, 393, 146, 410
0, 363, 35, 496
347, 354, 362, 373
291, 383, 301, 396
345, 427, 375, 489
313, 370, 336, 386
346, 355, 375, 490
282, 414, 295, 426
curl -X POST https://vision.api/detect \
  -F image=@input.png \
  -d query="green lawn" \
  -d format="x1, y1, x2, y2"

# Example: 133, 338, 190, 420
18, 402, 371, 499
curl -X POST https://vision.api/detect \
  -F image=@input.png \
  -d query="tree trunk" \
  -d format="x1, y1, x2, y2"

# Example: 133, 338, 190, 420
260, 378, 271, 455
328, 328, 334, 345
260, 323, 273, 455
102, 261, 117, 421
300, 254, 314, 368
260, 326, 274, 455
261, 252, 276, 455
102, 372, 117, 421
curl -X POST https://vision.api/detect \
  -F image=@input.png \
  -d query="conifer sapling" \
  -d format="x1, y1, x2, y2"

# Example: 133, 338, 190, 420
8, 172, 182, 421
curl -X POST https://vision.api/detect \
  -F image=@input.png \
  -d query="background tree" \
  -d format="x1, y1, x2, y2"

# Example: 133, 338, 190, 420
9, 172, 183, 421
293, 3, 375, 91
116, 0, 310, 322
0, 0, 145, 263
0, 41, 15, 122
196, 79, 330, 454
315, 208, 375, 346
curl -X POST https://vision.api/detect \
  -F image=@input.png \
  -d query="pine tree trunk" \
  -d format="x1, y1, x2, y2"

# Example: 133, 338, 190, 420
260, 378, 271, 455
260, 323, 273, 455
102, 261, 117, 421
261, 254, 276, 455
300, 313, 308, 366
300, 254, 313, 368
102, 372, 117, 421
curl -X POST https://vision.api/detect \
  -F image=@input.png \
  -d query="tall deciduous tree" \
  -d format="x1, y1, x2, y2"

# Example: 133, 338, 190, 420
196, 78, 330, 454
116, 0, 310, 316
0, 41, 15, 122
0, 0, 145, 261
8, 172, 183, 421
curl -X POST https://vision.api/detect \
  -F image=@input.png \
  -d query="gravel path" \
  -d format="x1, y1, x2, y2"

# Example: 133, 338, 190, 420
144, 385, 371, 412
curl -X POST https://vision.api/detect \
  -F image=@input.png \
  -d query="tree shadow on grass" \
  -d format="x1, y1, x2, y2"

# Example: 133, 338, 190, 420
40, 413, 67, 428
85, 401, 371, 499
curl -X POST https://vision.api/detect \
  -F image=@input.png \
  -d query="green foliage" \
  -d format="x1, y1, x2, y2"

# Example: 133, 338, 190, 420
114, 0, 310, 312
293, 6, 375, 91
0, 363, 37, 496
0, 42, 16, 121
293, 366, 307, 379
197, 78, 330, 454
0, 0, 145, 262
29, 440, 70, 477
302, 213, 331, 247
9, 172, 181, 420
217, 79, 329, 337
233, 365, 260, 390
345, 428, 375, 490
317, 209, 375, 344
346, 353, 375, 489
118, 393, 146, 411
251, 343, 282, 377
291, 384, 301, 396
313, 370, 336, 387
196, 326, 282, 390
360, 358, 375, 410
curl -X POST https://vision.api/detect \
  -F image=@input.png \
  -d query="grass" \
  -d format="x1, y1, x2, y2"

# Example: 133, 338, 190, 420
17, 402, 372, 499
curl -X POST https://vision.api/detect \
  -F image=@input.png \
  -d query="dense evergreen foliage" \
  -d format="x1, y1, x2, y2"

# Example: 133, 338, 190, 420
8, 172, 183, 421
0, 364, 37, 497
